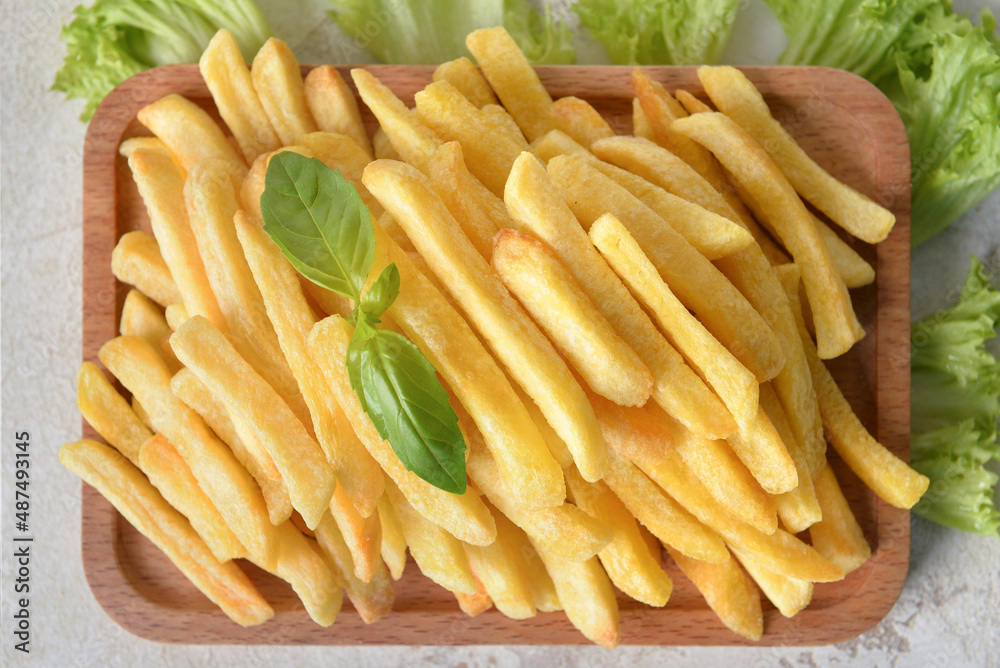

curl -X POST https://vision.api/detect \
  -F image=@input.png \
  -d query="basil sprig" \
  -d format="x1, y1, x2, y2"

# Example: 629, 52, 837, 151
261, 152, 467, 494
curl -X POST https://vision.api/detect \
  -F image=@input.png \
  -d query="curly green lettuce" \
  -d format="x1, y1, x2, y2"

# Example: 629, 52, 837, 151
573, 0, 740, 65
910, 258, 1000, 537
52, 0, 272, 121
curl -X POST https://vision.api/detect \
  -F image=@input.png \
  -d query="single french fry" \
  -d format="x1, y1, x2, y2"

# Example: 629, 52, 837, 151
604, 450, 729, 564
504, 152, 736, 439
269, 521, 344, 627
199, 29, 281, 163
364, 159, 600, 484
433, 57, 498, 108
427, 141, 510, 261
139, 435, 244, 562
732, 546, 813, 619
137, 93, 246, 172
480, 104, 530, 149
815, 216, 875, 288
466, 27, 554, 142
632, 97, 655, 141
456, 576, 493, 617
760, 383, 823, 532
170, 367, 292, 524
531, 129, 589, 163
666, 545, 763, 641
384, 478, 477, 595
726, 404, 799, 495
699, 66, 895, 243
118, 136, 168, 159
499, 511, 562, 612
591, 213, 758, 427
675, 88, 713, 115
463, 499, 537, 620
372, 127, 399, 160
375, 490, 407, 580
810, 463, 872, 574
120, 289, 181, 372
328, 484, 381, 583
59, 440, 272, 626
99, 336, 279, 567
251, 38, 318, 145
494, 228, 653, 407
313, 512, 395, 623
548, 154, 785, 382
76, 361, 151, 467
131, 397, 153, 431
512, 379, 574, 468
776, 264, 929, 509
170, 316, 335, 529
307, 315, 497, 546
236, 214, 384, 518
414, 80, 524, 197
111, 230, 182, 308
531, 546, 620, 649
127, 149, 225, 328
551, 96, 615, 148
304, 65, 374, 157
164, 303, 188, 330
672, 112, 865, 359
565, 466, 673, 607
351, 68, 440, 173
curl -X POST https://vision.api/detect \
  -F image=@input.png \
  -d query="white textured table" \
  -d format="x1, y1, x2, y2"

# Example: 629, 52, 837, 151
2, 1, 998, 666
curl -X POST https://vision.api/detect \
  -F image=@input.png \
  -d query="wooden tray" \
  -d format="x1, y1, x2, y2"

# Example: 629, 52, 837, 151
81, 64, 910, 646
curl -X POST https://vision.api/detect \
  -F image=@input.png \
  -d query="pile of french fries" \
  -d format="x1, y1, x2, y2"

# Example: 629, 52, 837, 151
62, 25, 931, 646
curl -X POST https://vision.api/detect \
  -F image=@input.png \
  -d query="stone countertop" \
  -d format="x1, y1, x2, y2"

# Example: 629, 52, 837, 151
2, 1, 998, 666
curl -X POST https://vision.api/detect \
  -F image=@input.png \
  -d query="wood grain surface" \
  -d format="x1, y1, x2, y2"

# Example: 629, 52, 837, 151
81, 64, 910, 646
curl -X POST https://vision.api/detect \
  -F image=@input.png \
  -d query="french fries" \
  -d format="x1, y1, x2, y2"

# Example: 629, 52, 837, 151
110, 230, 182, 308
137, 93, 246, 172
304, 65, 374, 157
433, 56, 498, 108
251, 38, 318, 145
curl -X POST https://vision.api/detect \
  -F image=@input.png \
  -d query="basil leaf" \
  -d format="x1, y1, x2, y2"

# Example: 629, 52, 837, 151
361, 263, 401, 322
260, 152, 374, 303
348, 321, 467, 494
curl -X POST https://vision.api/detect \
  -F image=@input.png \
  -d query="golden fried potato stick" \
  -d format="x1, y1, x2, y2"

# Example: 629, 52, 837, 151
328, 484, 382, 583
184, 160, 311, 426
456, 577, 493, 617
731, 546, 813, 619
307, 315, 497, 545
127, 149, 225, 327
505, 152, 736, 440
591, 213, 758, 427
139, 435, 244, 562
375, 489, 407, 580
100, 336, 279, 566
414, 80, 524, 197
236, 214, 384, 518
463, 500, 538, 620
372, 127, 399, 160
500, 515, 562, 613
59, 440, 272, 626
726, 405, 799, 496
530, 128, 589, 163
548, 154, 785, 382
810, 463, 872, 575
531, 545, 620, 649
427, 141, 510, 261
551, 96, 615, 148
251, 38, 318, 145
76, 361, 151, 467
120, 289, 181, 372
200, 29, 281, 163
164, 303, 188, 330
604, 450, 729, 564
111, 230, 182, 308
304, 65, 374, 158
364, 160, 602, 484
699, 66, 895, 243
313, 513, 395, 624
268, 521, 344, 626
351, 68, 441, 173
760, 383, 822, 533
170, 367, 292, 525
666, 545, 763, 641
480, 104, 530, 149
433, 57, 498, 108
170, 316, 335, 529
644, 452, 843, 582
131, 397, 153, 431
466, 27, 555, 142
675, 88, 713, 115
118, 136, 169, 159
137, 93, 246, 173
384, 478, 477, 595
776, 264, 929, 509
493, 228, 653, 407
632, 97, 655, 141
672, 112, 864, 359
564, 466, 673, 606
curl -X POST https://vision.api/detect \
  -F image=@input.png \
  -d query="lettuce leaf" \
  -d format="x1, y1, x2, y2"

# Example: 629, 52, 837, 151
911, 258, 1000, 537
327, 0, 574, 65
763, 0, 1000, 246
52, 0, 272, 121
573, 0, 740, 65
